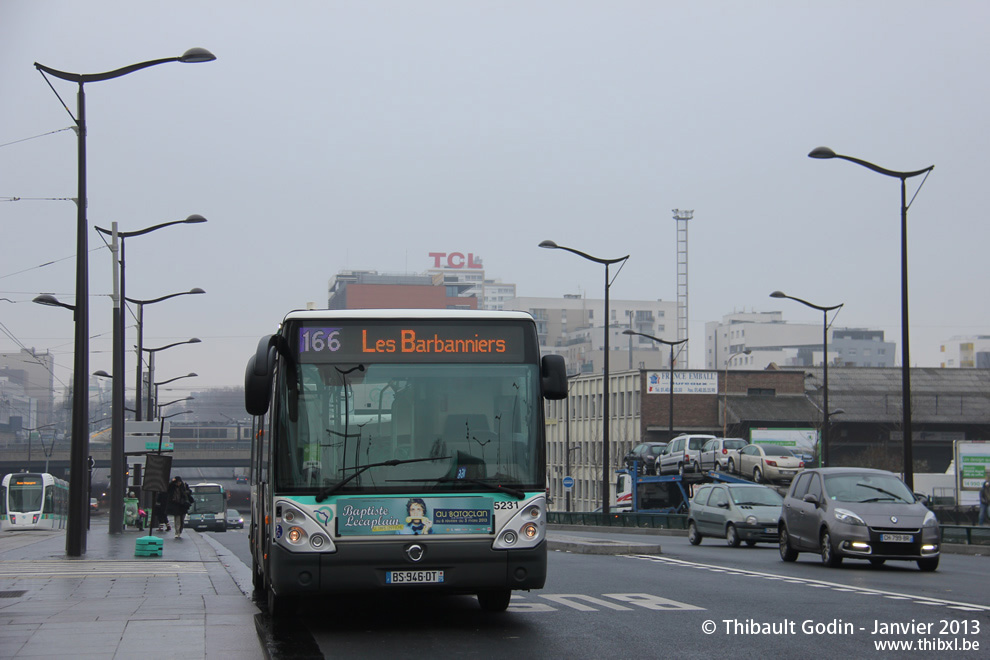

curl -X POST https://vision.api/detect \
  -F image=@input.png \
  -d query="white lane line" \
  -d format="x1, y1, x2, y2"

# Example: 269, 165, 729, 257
623, 554, 990, 612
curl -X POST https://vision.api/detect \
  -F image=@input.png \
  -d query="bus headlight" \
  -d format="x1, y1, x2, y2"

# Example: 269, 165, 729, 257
493, 496, 546, 550
272, 501, 336, 553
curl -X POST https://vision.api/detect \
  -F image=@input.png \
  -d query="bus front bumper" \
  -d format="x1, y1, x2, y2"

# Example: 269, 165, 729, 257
269, 538, 546, 597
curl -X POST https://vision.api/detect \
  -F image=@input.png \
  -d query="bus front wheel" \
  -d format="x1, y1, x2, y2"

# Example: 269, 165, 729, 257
477, 589, 512, 612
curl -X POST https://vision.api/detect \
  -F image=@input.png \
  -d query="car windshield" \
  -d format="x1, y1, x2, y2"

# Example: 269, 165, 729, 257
824, 473, 915, 503
761, 445, 791, 456
688, 438, 708, 449
648, 445, 665, 456
724, 439, 747, 450
729, 487, 783, 506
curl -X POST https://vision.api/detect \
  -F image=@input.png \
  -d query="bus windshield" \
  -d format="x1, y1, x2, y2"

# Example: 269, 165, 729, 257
190, 488, 225, 514
275, 362, 541, 494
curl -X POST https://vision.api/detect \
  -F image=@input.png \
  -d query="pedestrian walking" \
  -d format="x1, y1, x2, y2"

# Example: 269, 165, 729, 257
165, 476, 194, 538
979, 476, 990, 526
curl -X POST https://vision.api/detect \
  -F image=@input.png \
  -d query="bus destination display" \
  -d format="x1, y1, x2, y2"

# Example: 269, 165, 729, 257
296, 323, 526, 363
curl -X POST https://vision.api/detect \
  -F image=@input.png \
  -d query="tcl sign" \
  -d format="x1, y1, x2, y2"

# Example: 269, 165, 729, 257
429, 252, 482, 269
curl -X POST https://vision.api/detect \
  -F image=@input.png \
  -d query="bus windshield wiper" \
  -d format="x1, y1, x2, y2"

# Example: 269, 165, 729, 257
315, 456, 449, 502
394, 477, 526, 500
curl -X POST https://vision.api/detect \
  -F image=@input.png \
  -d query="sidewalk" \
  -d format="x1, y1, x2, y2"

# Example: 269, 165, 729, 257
0, 517, 264, 660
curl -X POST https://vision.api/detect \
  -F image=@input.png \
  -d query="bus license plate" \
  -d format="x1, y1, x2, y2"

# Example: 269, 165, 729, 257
386, 570, 444, 585
880, 533, 913, 543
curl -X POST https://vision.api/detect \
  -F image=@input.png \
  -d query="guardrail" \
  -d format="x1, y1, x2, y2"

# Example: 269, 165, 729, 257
549, 512, 688, 530
549, 513, 990, 545
940, 525, 990, 546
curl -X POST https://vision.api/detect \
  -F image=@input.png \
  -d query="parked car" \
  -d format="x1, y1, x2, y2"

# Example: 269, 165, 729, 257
778, 467, 940, 571
699, 437, 748, 472
785, 447, 816, 468
688, 483, 783, 547
225, 509, 245, 529
659, 434, 717, 475
623, 442, 667, 474
733, 443, 805, 483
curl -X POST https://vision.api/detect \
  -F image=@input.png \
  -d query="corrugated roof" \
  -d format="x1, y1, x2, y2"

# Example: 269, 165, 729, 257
725, 395, 821, 424
795, 367, 990, 424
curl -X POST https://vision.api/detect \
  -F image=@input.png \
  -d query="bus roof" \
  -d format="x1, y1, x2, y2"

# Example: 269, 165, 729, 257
281, 309, 535, 323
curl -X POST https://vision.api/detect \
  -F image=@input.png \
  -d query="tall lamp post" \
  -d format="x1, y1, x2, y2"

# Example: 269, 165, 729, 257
723, 349, 751, 437
540, 240, 629, 517
142, 339, 201, 420
770, 291, 843, 467
94, 216, 206, 534
33, 48, 216, 556
126, 289, 206, 422
157, 397, 194, 418
808, 147, 933, 489
95, 220, 205, 535
623, 330, 688, 440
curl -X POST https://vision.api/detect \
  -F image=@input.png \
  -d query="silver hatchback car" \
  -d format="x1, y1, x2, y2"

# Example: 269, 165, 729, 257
688, 483, 783, 547
778, 467, 940, 571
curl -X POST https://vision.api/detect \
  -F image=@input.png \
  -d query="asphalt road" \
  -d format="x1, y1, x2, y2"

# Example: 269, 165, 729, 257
205, 525, 990, 658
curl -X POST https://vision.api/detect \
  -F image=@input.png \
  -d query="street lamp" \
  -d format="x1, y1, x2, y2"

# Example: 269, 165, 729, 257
142, 339, 201, 420
157, 396, 194, 417
723, 349, 751, 437
33, 47, 216, 557
623, 330, 688, 440
770, 291, 843, 467
808, 147, 933, 489
94, 217, 206, 533
154, 372, 198, 401
96, 220, 205, 536
540, 240, 629, 517
125, 288, 206, 422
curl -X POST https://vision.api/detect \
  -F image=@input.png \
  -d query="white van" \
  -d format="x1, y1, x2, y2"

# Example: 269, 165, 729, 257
659, 434, 717, 475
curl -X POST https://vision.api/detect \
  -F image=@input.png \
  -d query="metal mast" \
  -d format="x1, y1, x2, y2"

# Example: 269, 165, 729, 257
673, 209, 693, 367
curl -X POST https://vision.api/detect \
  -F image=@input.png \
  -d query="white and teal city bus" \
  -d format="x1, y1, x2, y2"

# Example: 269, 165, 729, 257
244, 310, 567, 617
1, 472, 69, 531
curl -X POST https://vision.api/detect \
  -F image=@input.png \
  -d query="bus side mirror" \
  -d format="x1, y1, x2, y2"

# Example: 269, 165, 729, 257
245, 336, 277, 416
541, 355, 568, 400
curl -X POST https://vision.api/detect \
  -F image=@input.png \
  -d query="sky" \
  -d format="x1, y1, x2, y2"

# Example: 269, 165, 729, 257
2, 1, 988, 402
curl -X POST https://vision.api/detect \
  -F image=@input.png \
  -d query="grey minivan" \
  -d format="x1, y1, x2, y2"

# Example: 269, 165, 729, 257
778, 467, 940, 571
659, 434, 716, 475
688, 483, 783, 547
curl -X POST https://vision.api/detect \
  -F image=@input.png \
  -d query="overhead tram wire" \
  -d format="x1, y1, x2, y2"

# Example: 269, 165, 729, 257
0, 126, 75, 149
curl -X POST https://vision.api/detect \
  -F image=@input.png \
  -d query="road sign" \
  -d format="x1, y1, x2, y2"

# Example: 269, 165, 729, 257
125, 435, 172, 453
563, 476, 575, 491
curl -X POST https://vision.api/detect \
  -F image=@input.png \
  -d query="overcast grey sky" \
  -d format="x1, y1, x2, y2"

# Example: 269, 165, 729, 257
2, 1, 988, 399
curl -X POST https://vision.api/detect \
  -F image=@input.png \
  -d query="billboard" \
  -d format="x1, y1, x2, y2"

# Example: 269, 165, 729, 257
750, 428, 819, 452
646, 371, 717, 395
955, 441, 990, 506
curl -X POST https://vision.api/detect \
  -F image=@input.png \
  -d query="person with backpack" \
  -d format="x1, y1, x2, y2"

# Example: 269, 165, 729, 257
165, 476, 194, 538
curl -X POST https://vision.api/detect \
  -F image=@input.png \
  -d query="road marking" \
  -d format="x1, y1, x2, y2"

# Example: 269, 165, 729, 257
507, 592, 704, 613
0, 560, 207, 578
624, 554, 990, 612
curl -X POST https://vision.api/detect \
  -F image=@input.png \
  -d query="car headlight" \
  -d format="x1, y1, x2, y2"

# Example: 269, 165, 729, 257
923, 511, 939, 528
833, 508, 866, 526
745, 515, 758, 525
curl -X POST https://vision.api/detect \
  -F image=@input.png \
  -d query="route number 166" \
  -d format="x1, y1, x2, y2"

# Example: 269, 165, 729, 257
300, 328, 341, 353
